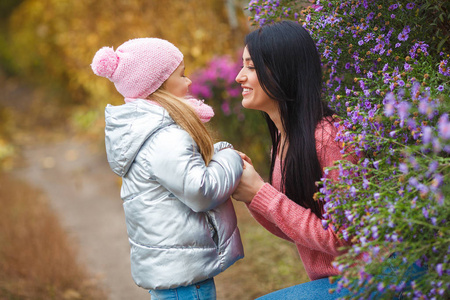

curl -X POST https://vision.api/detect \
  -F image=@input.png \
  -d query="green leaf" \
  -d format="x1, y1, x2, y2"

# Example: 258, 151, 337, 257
437, 35, 449, 52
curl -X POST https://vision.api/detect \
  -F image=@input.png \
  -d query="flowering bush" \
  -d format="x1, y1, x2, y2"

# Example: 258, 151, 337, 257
189, 55, 271, 175
247, 0, 449, 299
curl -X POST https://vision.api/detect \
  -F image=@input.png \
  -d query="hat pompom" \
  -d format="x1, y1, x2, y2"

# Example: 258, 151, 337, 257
91, 47, 119, 78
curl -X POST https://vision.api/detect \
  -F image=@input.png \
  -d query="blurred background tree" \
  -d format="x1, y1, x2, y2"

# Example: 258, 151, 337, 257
0, 0, 271, 173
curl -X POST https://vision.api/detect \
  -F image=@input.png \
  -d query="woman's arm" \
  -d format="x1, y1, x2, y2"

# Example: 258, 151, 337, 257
232, 160, 293, 242
248, 183, 350, 256
233, 126, 357, 255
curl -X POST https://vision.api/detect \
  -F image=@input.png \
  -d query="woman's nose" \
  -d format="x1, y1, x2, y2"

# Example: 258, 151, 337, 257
235, 69, 246, 83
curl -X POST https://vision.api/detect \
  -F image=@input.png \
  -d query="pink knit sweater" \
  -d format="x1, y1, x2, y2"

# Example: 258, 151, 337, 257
248, 119, 358, 281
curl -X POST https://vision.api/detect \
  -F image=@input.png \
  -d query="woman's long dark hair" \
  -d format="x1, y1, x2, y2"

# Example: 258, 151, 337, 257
245, 20, 335, 218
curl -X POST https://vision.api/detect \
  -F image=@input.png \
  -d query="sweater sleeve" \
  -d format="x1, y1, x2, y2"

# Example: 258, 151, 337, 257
248, 121, 356, 256
247, 199, 293, 242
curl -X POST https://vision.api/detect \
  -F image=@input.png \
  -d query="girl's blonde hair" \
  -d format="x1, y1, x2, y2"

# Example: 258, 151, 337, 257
149, 89, 214, 164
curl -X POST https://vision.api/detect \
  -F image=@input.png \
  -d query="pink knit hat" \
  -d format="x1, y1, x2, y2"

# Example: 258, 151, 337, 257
91, 38, 183, 99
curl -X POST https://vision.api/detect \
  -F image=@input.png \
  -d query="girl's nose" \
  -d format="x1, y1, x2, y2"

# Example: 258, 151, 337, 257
235, 69, 246, 84
186, 77, 192, 86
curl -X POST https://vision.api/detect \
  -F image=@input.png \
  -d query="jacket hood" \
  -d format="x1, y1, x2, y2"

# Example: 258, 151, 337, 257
104, 99, 173, 177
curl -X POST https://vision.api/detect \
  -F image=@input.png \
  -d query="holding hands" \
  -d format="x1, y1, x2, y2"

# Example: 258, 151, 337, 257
232, 151, 265, 204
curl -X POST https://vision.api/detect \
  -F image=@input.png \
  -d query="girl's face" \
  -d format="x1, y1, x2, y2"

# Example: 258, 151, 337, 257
164, 60, 192, 98
235, 47, 278, 115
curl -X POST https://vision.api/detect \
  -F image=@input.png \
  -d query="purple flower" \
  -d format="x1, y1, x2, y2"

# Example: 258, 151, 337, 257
384, 92, 396, 116
404, 62, 411, 71
363, 178, 369, 189
389, 4, 399, 10
398, 32, 409, 42
364, 33, 375, 42
422, 207, 429, 219
437, 85, 444, 92
422, 126, 433, 144
418, 99, 430, 116
321, 219, 329, 229
373, 160, 380, 169
432, 174, 444, 189
374, 42, 384, 52
406, 3, 415, 9
439, 59, 450, 76
371, 226, 379, 239
312, 4, 323, 12
391, 14, 396, 19
399, 163, 408, 174
342, 229, 349, 241
397, 101, 411, 120
409, 177, 419, 188
428, 161, 439, 174
436, 264, 443, 276
438, 114, 450, 139
345, 210, 354, 222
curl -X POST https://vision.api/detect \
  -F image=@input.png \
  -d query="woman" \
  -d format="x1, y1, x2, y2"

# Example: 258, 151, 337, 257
232, 20, 428, 300
232, 20, 356, 299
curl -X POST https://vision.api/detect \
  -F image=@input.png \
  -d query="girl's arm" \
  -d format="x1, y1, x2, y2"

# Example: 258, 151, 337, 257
147, 126, 243, 212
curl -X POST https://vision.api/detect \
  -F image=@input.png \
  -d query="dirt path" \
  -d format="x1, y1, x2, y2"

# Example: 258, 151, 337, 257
12, 138, 149, 300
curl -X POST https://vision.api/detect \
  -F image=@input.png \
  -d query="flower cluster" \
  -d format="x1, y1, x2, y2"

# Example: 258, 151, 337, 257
247, 0, 449, 299
190, 56, 243, 117
247, 0, 298, 26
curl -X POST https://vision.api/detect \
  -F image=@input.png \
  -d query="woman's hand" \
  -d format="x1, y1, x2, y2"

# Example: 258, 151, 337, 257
232, 160, 265, 204
235, 150, 253, 166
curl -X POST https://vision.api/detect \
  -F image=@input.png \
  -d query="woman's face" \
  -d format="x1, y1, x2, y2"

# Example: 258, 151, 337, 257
235, 47, 278, 115
164, 60, 192, 98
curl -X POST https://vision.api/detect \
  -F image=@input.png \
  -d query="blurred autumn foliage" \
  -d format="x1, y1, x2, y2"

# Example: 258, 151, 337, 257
0, 0, 251, 166
5, 0, 248, 103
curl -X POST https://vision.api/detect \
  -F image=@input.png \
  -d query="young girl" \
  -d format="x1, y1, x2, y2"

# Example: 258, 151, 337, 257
91, 38, 244, 299
232, 20, 425, 300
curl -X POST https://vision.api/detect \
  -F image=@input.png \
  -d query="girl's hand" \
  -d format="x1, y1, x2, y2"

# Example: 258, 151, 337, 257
234, 150, 253, 166
232, 160, 265, 204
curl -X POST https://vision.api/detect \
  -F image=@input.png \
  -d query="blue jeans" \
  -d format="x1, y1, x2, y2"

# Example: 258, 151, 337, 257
256, 277, 349, 300
257, 256, 427, 300
149, 278, 216, 300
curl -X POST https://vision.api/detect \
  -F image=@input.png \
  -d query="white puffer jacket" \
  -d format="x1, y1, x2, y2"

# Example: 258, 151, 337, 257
104, 99, 244, 290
